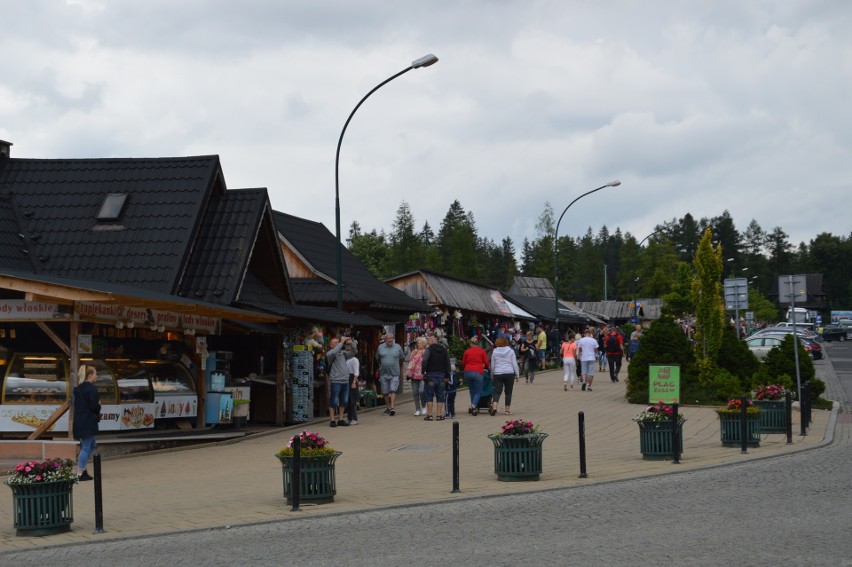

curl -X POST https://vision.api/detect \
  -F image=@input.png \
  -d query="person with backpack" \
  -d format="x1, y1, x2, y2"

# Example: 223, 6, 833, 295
604, 326, 625, 383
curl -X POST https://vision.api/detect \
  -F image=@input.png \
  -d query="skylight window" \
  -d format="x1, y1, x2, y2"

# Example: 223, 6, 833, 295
97, 193, 128, 221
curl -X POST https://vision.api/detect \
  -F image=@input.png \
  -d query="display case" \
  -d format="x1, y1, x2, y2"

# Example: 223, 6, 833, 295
1, 354, 69, 404
140, 360, 197, 394
105, 359, 155, 403
81, 359, 119, 404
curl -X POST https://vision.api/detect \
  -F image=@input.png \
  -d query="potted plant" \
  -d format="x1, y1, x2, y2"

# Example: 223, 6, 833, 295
487, 418, 549, 481
275, 430, 341, 504
716, 398, 761, 446
4, 458, 77, 536
633, 403, 686, 460
752, 384, 789, 433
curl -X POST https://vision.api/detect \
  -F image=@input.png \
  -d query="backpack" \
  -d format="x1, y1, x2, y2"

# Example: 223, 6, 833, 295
606, 333, 621, 353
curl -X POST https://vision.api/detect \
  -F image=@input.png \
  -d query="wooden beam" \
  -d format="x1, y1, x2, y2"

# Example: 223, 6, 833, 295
36, 321, 70, 357
27, 400, 70, 440
0, 276, 113, 302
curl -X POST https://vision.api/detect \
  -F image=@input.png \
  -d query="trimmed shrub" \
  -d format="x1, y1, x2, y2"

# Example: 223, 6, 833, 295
626, 316, 698, 404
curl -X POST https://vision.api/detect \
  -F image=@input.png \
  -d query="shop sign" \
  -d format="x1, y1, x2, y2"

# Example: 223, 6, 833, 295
76, 302, 220, 334
153, 396, 197, 418
0, 405, 70, 433
0, 300, 67, 321
98, 404, 157, 431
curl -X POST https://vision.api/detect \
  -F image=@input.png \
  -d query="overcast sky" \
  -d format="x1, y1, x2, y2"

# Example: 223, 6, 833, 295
2, 0, 849, 253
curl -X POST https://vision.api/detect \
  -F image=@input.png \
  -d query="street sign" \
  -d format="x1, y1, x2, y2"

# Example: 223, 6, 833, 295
649, 364, 681, 404
723, 278, 749, 310
778, 274, 807, 303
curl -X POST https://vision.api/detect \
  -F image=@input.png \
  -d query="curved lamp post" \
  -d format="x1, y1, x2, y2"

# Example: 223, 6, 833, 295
334, 54, 439, 310
631, 229, 664, 320
553, 180, 621, 326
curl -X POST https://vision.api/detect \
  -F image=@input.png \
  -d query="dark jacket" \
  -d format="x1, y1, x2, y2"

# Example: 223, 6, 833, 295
72, 381, 101, 440
422, 343, 451, 379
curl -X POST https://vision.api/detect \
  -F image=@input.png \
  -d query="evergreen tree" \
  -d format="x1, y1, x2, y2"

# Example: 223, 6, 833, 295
691, 227, 725, 384
387, 201, 423, 274
347, 222, 389, 278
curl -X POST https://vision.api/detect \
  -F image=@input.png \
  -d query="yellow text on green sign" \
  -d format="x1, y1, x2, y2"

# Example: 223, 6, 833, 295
649, 364, 680, 404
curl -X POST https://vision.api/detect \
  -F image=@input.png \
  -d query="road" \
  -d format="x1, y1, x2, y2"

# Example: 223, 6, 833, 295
3, 342, 850, 566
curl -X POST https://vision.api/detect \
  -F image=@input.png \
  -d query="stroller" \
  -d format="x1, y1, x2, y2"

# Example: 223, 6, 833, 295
476, 369, 494, 410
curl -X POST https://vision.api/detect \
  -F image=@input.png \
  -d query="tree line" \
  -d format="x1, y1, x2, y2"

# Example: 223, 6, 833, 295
347, 201, 852, 314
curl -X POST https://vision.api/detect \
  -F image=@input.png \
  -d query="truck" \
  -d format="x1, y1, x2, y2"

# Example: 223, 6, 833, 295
786, 307, 816, 325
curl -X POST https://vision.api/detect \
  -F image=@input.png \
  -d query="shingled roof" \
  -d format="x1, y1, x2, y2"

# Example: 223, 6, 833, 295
0, 155, 221, 294
272, 211, 427, 316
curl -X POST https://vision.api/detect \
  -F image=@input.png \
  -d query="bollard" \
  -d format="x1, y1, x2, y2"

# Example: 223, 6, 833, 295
451, 421, 460, 493
578, 411, 588, 478
785, 390, 793, 445
93, 453, 105, 534
800, 383, 810, 436
291, 435, 301, 512
739, 396, 749, 454
671, 403, 680, 464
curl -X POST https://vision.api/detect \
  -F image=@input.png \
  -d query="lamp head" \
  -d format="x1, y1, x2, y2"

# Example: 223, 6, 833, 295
412, 53, 439, 68
607, 180, 621, 188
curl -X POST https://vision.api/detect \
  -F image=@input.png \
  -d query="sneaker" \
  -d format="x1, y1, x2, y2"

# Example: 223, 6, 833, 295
77, 470, 93, 482
581, 382, 586, 391
330, 420, 338, 427
414, 409, 421, 416
337, 419, 349, 426
389, 409, 395, 416
587, 387, 593, 391
348, 420, 359, 425
383, 407, 391, 415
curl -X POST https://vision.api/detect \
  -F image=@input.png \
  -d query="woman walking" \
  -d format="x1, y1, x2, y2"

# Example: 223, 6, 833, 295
406, 337, 427, 415
462, 336, 489, 415
561, 334, 578, 390
489, 337, 520, 415
73, 364, 100, 481
519, 331, 538, 384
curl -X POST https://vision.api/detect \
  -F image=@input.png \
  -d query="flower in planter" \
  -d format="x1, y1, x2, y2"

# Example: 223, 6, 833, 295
5, 458, 77, 485
497, 418, 541, 436
277, 430, 337, 457
633, 402, 686, 423
754, 384, 789, 401
716, 398, 761, 416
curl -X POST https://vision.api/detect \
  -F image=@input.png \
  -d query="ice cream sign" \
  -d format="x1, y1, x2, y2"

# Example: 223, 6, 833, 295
76, 302, 220, 334
0, 300, 67, 321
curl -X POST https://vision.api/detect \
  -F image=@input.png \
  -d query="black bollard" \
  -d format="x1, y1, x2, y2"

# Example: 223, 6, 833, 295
578, 411, 588, 478
785, 390, 793, 445
451, 421, 460, 493
291, 435, 301, 512
93, 453, 105, 534
671, 403, 680, 464
800, 383, 810, 436
740, 396, 749, 454
803, 383, 811, 432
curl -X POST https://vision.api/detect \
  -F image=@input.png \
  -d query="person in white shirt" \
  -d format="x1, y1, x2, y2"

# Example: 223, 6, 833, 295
576, 328, 600, 392
346, 340, 361, 425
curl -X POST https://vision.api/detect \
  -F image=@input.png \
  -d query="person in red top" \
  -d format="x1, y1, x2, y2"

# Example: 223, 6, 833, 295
462, 336, 490, 415
604, 326, 625, 383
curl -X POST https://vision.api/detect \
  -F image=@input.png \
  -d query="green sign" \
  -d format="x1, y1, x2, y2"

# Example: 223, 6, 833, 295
649, 364, 681, 404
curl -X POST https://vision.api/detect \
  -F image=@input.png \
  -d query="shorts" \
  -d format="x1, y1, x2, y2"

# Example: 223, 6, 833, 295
380, 373, 400, 395
537, 349, 546, 360
581, 360, 596, 376
329, 382, 349, 408
423, 374, 446, 403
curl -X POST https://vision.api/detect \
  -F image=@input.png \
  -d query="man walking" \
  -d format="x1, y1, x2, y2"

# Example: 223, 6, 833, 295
346, 340, 361, 425
576, 328, 599, 391
604, 326, 625, 382
376, 333, 404, 416
536, 325, 548, 370
326, 336, 354, 427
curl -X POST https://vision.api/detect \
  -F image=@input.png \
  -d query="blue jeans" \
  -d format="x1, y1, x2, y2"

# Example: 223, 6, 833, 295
465, 371, 484, 408
424, 374, 446, 403
329, 382, 349, 409
410, 379, 426, 411
78, 436, 96, 470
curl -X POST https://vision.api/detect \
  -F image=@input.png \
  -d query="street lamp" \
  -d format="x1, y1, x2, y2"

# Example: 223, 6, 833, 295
553, 180, 621, 326
630, 229, 664, 320
334, 53, 439, 310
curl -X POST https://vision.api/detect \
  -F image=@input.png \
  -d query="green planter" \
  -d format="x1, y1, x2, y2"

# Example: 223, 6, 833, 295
5, 479, 75, 536
487, 433, 549, 481
718, 412, 761, 446
637, 420, 685, 460
276, 452, 342, 504
754, 400, 787, 433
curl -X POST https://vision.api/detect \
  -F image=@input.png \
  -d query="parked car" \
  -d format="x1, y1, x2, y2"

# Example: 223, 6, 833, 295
746, 336, 784, 360
821, 324, 847, 342
752, 327, 813, 340
800, 337, 823, 360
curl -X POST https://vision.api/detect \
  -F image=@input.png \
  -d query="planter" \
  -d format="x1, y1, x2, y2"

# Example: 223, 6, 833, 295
718, 412, 761, 446
276, 452, 342, 504
754, 400, 786, 433
637, 420, 685, 460
5, 479, 75, 536
487, 433, 549, 481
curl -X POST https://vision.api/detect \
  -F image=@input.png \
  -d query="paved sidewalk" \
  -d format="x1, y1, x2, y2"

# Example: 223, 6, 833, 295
0, 361, 836, 552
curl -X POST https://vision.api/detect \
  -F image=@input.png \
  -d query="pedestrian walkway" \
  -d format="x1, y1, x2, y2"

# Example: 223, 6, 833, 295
0, 360, 836, 552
